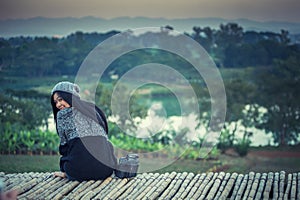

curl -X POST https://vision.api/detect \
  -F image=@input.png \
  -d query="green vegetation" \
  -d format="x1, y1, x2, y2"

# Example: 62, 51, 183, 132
1, 24, 296, 78
1, 148, 300, 174
0, 155, 60, 173
0, 127, 59, 155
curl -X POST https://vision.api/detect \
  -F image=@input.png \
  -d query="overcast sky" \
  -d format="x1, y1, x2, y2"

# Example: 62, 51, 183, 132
1, 0, 300, 22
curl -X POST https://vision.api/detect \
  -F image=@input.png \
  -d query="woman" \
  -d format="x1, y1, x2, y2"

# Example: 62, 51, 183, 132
50, 81, 117, 181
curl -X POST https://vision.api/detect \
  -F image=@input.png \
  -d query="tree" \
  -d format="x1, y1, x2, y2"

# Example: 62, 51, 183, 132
279, 29, 290, 45
191, 26, 214, 53
224, 77, 256, 138
255, 56, 300, 145
216, 23, 243, 46
215, 23, 244, 67
95, 82, 147, 135
0, 90, 52, 131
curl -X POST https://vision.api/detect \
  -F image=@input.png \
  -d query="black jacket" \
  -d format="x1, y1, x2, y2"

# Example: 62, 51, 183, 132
57, 107, 117, 181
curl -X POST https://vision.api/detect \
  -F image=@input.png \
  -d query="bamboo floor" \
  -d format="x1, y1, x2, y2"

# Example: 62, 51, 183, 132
1, 171, 299, 199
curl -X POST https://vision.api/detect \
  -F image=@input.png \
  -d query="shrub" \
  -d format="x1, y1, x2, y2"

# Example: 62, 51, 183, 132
217, 129, 234, 153
0, 124, 59, 155
234, 132, 252, 157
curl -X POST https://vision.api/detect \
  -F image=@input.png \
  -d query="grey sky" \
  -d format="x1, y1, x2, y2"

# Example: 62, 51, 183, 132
0, 0, 300, 22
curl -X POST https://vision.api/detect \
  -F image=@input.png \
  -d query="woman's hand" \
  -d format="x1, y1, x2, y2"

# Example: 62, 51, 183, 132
53, 171, 67, 178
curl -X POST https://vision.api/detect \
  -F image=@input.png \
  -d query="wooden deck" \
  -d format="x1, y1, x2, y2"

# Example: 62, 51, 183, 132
1, 171, 299, 199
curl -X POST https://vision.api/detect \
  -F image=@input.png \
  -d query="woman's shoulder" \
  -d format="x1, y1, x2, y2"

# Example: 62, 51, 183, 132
57, 107, 74, 119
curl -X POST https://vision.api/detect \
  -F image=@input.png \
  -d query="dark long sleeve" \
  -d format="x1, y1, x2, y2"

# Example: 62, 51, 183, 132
56, 107, 117, 181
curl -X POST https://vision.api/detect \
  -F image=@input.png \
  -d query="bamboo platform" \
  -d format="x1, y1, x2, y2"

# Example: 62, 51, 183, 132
1, 171, 299, 199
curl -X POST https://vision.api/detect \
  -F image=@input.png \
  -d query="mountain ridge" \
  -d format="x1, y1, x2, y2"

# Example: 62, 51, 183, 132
1, 16, 300, 38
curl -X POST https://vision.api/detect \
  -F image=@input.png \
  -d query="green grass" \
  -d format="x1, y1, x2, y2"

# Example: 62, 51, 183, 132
0, 155, 60, 173
153, 158, 222, 174
0, 154, 215, 174
1, 149, 299, 174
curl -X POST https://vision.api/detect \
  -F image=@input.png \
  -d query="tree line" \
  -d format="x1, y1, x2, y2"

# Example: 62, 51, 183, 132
0, 23, 299, 78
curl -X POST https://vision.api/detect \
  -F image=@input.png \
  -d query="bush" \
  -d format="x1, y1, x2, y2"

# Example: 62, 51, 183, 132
0, 123, 59, 155
217, 129, 234, 153
234, 132, 252, 157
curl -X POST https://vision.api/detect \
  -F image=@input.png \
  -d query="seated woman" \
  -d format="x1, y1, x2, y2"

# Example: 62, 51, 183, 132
50, 81, 117, 181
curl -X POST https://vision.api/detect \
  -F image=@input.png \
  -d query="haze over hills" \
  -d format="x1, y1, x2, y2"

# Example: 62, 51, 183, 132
1, 16, 300, 38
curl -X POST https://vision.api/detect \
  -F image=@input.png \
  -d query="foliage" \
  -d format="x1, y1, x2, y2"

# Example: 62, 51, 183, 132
234, 131, 252, 157
1, 24, 299, 80
0, 123, 59, 154
110, 132, 165, 152
108, 121, 173, 152
1, 22, 300, 152
181, 146, 220, 160
96, 83, 148, 130
217, 129, 234, 153
254, 56, 300, 146
0, 89, 52, 131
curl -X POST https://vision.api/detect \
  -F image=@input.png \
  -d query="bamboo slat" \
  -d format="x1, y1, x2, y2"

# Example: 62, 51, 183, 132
135, 173, 164, 200
297, 172, 300, 200
146, 172, 178, 200
1, 170, 299, 199
218, 172, 237, 200
254, 172, 267, 200
247, 172, 261, 200
140, 173, 167, 200
123, 174, 150, 199
157, 172, 183, 200
191, 172, 214, 199
206, 171, 225, 199
290, 173, 297, 200
37, 178, 69, 199
185, 173, 205, 199
213, 172, 231, 200
273, 172, 280, 199
230, 173, 244, 200
242, 171, 255, 200
18, 176, 59, 199
90, 177, 115, 199
279, 171, 286, 199
172, 172, 195, 200
116, 175, 144, 199
77, 180, 105, 200
284, 173, 292, 200
62, 180, 95, 200
110, 178, 136, 199
102, 178, 129, 200
263, 172, 274, 199
177, 173, 200, 200
236, 174, 249, 200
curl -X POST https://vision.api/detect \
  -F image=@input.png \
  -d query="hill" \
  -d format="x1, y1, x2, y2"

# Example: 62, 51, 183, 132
1, 16, 300, 38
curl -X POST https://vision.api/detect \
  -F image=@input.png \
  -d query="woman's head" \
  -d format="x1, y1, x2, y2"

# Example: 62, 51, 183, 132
50, 81, 108, 133
52, 92, 71, 110
51, 91, 77, 122
51, 81, 81, 121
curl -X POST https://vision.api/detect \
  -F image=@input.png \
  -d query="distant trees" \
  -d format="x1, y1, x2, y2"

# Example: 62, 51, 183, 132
1, 24, 299, 79
189, 23, 298, 68
254, 56, 300, 146
1, 31, 120, 77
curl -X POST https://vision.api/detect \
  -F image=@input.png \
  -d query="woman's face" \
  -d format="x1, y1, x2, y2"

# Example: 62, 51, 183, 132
53, 92, 71, 110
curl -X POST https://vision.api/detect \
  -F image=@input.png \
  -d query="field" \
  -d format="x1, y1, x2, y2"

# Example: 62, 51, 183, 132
1, 147, 299, 174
